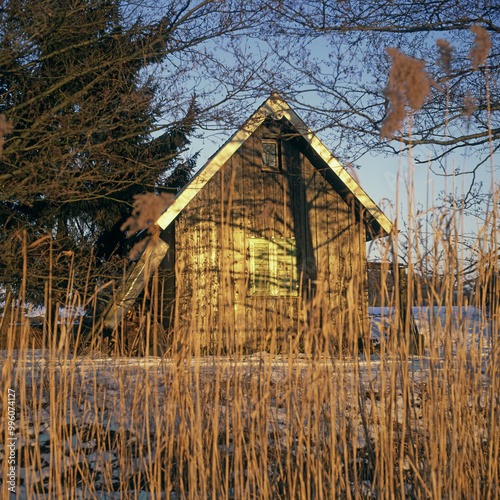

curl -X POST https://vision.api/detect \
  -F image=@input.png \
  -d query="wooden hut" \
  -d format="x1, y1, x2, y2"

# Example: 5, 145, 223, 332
104, 94, 393, 352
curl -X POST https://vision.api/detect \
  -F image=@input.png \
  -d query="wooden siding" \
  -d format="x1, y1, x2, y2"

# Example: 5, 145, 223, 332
172, 120, 368, 352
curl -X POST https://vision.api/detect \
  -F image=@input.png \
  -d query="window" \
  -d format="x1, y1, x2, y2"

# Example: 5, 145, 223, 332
262, 140, 280, 172
250, 238, 299, 296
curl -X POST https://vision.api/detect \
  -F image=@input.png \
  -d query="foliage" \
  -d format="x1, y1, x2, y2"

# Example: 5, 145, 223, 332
0, 0, 255, 304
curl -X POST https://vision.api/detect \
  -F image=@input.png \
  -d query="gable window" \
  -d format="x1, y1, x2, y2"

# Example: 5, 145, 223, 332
250, 238, 299, 296
262, 140, 280, 172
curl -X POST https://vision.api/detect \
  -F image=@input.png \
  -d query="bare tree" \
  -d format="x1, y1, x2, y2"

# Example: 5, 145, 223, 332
242, 0, 500, 203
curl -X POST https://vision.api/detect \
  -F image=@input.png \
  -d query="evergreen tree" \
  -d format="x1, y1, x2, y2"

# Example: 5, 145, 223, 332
0, 0, 204, 304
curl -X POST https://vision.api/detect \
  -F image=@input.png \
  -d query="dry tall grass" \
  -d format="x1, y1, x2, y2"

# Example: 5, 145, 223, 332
0, 188, 499, 499
1, 31, 499, 497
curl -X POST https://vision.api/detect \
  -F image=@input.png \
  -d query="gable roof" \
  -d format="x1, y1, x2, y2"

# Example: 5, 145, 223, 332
155, 93, 393, 238
103, 94, 393, 328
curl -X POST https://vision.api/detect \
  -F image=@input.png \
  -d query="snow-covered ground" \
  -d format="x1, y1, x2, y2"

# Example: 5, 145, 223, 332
371, 305, 495, 356
1, 307, 498, 498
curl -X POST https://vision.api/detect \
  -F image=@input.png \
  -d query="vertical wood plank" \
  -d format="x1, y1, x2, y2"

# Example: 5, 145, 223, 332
242, 137, 255, 348
302, 153, 318, 299
252, 134, 266, 340
338, 194, 351, 340
359, 219, 369, 337
349, 200, 360, 340
174, 216, 184, 334
221, 160, 235, 350
326, 188, 340, 331
283, 138, 299, 339
159, 225, 176, 331
232, 147, 246, 349
321, 172, 331, 296
315, 169, 329, 293
208, 166, 222, 350
179, 208, 193, 339
197, 177, 208, 345
192, 184, 202, 345
296, 152, 309, 332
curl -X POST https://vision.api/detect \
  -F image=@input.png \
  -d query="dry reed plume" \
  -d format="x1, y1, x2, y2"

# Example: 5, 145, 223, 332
381, 48, 434, 140
436, 39, 453, 75
121, 192, 174, 236
120, 192, 174, 259
469, 25, 491, 70
464, 91, 477, 118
